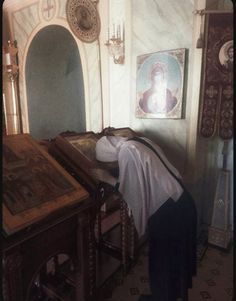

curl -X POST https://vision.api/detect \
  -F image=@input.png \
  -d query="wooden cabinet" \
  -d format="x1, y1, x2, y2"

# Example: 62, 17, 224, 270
2, 134, 96, 301
2, 205, 96, 301
2, 129, 146, 301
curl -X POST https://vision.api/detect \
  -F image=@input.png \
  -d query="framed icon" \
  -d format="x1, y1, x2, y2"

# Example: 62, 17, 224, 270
218, 40, 233, 72
66, 0, 100, 43
136, 48, 186, 119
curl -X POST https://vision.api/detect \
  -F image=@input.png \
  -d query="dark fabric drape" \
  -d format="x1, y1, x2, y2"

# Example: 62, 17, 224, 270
129, 137, 197, 301
148, 190, 197, 301
199, 13, 233, 139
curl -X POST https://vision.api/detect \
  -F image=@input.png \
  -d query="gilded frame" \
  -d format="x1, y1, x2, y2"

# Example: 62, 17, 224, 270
136, 48, 186, 119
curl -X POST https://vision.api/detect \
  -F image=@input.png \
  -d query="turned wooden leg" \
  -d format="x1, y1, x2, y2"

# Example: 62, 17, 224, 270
76, 210, 96, 301
88, 211, 96, 298
95, 211, 102, 244
2, 251, 23, 301
95, 184, 105, 245
120, 199, 128, 274
129, 213, 135, 260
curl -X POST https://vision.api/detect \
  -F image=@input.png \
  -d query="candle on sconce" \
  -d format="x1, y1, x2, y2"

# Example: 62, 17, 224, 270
122, 22, 125, 41
5, 53, 11, 65
116, 25, 119, 39
118, 24, 121, 39
104, 21, 125, 64
107, 27, 110, 41
119, 23, 122, 40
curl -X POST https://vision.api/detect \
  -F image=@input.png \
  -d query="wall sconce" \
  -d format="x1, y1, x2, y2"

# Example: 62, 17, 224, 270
3, 40, 19, 81
193, 9, 205, 49
2, 40, 23, 134
105, 24, 125, 64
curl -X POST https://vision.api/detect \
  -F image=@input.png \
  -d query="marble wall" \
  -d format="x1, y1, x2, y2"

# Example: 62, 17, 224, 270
105, 0, 197, 177
3, 0, 233, 231
106, 0, 233, 231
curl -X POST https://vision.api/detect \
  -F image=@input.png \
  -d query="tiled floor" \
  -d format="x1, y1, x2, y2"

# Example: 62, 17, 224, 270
189, 245, 233, 301
99, 243, 233, 301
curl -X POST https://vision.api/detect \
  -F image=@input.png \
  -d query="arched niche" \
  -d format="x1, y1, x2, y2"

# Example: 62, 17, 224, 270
25, 25, 86, 140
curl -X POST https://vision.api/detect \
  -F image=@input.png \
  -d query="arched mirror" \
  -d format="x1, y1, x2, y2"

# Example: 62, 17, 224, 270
25, 25, 86, 140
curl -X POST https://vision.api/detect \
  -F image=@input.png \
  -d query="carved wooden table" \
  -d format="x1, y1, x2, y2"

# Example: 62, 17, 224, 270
48, 128, 141, 281
2, 134, 96, 301
2, 201, 96, 301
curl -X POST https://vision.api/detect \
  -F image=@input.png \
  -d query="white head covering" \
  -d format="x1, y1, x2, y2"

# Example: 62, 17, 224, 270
95, 136, 128, 162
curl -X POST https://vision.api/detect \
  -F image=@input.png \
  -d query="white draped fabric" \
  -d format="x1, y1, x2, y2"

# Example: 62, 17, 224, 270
96, 136, 183, 237
118, 138, 183, 237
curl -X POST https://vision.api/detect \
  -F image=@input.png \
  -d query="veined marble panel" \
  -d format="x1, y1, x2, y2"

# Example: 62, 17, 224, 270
58, 0, 67, 19
13, 3, 40, 38
108, 0, 129, 128
13, 3, 40, 61
133, 0, 193, 54
84, 42, 102, 132
109, 0, 125, 24
109, 63, 130, 128
129, 0, 194, 174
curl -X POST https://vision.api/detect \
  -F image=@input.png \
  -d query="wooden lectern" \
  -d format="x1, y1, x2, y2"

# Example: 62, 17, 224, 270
2, 134, 95, 301
48, 127, 143, 285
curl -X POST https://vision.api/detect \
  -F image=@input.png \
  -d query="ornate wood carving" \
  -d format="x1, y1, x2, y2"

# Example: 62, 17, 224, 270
2, 134, 88, 236
200, 84, 220, 138
199, 13, 233, 140
120, 199, 128, 274
76, 210, 96, 299
129, 214, 135, 260
219, 84, 233, 139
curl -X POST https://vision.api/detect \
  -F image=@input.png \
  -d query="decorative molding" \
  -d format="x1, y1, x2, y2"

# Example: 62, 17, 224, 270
41, 0, 57, 21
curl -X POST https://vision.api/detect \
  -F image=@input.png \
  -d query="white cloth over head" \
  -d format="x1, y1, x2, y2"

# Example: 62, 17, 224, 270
96, 135, 184, 237
95, 136, 128, 162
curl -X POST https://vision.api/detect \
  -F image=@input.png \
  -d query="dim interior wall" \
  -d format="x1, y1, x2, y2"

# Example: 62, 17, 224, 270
3, 0, 103, 135
25, 25, 86, 139
130, 0, 203, 235
194, 137, 234, 232
105, 0, 233, 234
2, 0, 206, 175
3, 0, 233, 233
193, 0, 234, 231
106, 0, 199, 178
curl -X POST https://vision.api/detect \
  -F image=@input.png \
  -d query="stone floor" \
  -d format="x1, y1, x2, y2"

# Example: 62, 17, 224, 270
99, 243, 233, 301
